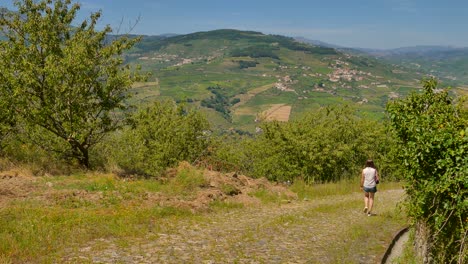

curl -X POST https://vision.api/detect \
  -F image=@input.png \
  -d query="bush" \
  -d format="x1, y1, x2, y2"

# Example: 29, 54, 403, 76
238, 60, 258, 69
107, 101, 211, 177
210, 105, 397, 183
248, 106, 396, 183
387, 78, 468, 263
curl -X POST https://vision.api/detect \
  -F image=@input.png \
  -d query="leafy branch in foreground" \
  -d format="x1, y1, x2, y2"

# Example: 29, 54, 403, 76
0, 0, 143, 168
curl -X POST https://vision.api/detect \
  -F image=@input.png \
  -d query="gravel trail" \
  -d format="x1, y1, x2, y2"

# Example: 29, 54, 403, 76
63, 189, 406, 264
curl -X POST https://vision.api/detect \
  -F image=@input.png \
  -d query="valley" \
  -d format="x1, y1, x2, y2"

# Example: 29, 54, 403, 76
124, 29, 430, 132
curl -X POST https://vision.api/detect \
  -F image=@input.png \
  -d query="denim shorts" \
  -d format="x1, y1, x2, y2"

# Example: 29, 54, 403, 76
364, 186, 377, 193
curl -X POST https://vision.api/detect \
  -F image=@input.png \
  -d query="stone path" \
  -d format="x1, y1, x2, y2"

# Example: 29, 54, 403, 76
62, 189, 406, 264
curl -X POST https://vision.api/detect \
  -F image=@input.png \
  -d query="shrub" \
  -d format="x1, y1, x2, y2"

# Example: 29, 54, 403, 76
387, 78, 467, 263
108, 101, 211, 177
245, 106, 396, 183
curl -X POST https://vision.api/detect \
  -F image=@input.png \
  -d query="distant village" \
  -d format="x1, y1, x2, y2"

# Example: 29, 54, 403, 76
135, 51, 402, 104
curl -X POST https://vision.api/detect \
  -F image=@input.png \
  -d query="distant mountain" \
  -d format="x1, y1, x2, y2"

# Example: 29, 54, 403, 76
299, 39, 468, 85
158, 33, 179, 38
294, 37, 344, 49
358, 45, 465, 56
360, 46, 468, 85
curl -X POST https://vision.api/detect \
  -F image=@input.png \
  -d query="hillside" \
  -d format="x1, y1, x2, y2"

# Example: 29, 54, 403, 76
297, 38, 468, 91
125, 29, 423, 132
365, 46, 468, 86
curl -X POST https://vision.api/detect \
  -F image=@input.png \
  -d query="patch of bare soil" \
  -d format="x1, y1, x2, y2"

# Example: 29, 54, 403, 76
145, 163, 298, 212
0, 171, 38, 207
0, 163, 296, 212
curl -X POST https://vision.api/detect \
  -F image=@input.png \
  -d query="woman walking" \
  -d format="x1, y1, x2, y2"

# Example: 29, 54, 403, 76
360, 159, 379, 216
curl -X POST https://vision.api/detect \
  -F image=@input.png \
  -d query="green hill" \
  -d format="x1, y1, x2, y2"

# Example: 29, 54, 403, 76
126, 29, 421, 132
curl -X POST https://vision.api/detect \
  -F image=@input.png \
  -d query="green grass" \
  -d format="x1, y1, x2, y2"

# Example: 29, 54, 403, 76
0, 171, 206, 262
161, 167, 208, 196
250, 188, 287, 204
209, 200, 244, 212
0, 201, 193, 262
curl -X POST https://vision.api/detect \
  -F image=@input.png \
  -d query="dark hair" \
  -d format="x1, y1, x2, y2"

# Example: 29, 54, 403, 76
365, 159, 375, 168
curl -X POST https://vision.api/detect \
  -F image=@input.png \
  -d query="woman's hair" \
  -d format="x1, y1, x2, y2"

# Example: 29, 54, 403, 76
365, 159, 375, 168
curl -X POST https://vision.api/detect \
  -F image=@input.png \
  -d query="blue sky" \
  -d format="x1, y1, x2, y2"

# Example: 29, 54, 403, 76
3, 0, 468, 49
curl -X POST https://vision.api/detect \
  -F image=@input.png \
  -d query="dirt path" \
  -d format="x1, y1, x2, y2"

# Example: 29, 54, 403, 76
62, 189, 406, 263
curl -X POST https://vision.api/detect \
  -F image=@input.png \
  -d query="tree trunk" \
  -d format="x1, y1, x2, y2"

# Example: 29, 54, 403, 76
414, 220, 433, 264
69, 140, 90, 169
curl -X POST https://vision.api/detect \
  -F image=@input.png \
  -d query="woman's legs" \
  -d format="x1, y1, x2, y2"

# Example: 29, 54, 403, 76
368, 192, 375, 214
364, 192, 369, 212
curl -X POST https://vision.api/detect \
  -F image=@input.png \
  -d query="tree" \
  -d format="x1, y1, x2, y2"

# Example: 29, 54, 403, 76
387, 78, 467, 263
0, 0, 143, 167
0, 93, 15, 152
113, 101, 211, 177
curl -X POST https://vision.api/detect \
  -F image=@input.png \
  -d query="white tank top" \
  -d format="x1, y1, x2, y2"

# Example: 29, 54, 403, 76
363, 167, 377, 188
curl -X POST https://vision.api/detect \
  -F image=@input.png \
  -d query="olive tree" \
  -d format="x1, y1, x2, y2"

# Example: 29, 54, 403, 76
0, 0, 142, 167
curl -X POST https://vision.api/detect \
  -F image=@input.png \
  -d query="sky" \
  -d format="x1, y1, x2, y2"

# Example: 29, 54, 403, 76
2, 0, 468, 49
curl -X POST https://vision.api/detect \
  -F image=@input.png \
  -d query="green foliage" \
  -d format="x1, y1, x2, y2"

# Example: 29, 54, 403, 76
244, 106, 395, 183
111, 101, 211, 176
0, 0, 143, 168
387, 78, 468, 263
0, 90, 15, 152
162, 165, 209, 196
200, 86, 235, 120
202, 134, 255, 173
238, 60, 258, 69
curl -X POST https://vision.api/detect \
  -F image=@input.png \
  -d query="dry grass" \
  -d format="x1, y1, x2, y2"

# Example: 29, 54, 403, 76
259, 104, 292, 122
